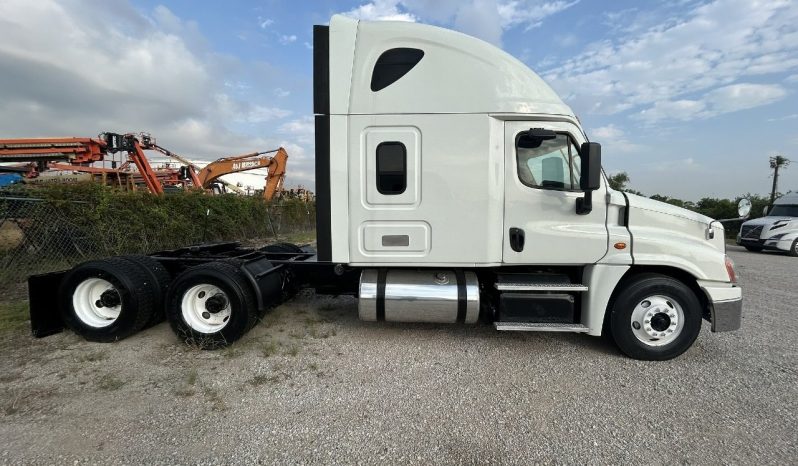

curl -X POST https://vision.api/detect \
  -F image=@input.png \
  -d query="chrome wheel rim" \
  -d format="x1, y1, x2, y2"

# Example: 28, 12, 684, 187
630, 295, 684, 347
72, 278, 121, 328
181, 284, 231, 334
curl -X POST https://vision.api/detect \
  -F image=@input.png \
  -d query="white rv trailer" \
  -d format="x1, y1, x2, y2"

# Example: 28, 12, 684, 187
28, 16, 742, 361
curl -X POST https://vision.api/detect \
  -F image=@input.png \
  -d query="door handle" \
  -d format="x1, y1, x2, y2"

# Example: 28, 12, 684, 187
509, 227, 525, 252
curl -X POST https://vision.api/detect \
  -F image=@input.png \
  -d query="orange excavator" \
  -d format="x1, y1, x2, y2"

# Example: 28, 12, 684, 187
192, 148, 288, 200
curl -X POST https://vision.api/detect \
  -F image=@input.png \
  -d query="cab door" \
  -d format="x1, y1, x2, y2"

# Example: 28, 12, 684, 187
503, 120, 608, 264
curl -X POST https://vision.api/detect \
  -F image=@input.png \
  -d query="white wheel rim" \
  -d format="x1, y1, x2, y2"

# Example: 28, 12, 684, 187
72, 278, 121, 328
630, 295, 685, 347
180, 284, 231, 334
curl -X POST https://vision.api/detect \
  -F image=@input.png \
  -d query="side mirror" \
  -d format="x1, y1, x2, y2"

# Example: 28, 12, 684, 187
576, 142, 602, 215
737, 198, 752, 219
579, 142, 602, 191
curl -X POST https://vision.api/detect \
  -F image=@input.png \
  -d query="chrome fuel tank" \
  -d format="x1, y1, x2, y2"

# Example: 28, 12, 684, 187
358, 269, 479, 323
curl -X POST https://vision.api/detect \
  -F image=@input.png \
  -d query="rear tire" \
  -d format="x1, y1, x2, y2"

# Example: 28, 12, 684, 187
166, 261, 258, 349
607, 274, 702, 361
744, 245, 763, 252
118, 255, 171, 327
59, 258, 155, 342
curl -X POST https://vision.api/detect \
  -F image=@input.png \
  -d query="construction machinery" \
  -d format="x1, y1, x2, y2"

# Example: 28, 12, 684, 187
0, 133, 164, 194
0, 133, 289, 199
192, 148, 288, 200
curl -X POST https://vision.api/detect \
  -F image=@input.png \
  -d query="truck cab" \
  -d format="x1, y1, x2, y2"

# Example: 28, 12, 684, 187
312, 15, 742, 360
737, 193, 798, 256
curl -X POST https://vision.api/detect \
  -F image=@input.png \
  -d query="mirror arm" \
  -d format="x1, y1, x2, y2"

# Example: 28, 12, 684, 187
576, 192, 592, 215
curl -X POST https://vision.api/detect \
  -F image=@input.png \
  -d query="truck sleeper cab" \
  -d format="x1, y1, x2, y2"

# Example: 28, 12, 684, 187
27, 16, 742, 361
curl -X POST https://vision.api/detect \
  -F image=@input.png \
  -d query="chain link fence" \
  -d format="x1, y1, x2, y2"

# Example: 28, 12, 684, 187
0, 194, 315, 298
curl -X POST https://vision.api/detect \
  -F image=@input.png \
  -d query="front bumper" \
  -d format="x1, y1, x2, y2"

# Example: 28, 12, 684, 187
697, 281, 743, 332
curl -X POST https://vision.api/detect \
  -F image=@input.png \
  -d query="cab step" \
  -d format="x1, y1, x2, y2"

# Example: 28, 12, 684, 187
495, 282, 588, 292
494, 322, 589, 332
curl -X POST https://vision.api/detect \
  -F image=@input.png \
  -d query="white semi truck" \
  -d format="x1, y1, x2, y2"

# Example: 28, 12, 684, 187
737, 193, 798, 256
28, 16, 742, 361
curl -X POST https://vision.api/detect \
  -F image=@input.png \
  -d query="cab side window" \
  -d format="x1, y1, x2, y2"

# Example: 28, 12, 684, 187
516, 133, 580, 190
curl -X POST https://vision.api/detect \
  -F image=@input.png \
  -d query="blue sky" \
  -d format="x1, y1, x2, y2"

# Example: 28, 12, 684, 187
1, 0, 796, 199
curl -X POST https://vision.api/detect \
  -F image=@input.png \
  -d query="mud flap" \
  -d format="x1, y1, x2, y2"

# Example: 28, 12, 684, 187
28, 271, 67, 338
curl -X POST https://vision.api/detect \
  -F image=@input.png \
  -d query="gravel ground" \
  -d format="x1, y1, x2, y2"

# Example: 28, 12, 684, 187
0, 245, 795, 464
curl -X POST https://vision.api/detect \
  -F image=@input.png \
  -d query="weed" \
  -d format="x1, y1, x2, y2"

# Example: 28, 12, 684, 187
186, 368, 198, 386
203, 386, 227, 411
0, 301, 28, 333
285, 344, 300, 357
248, 374, 281, 386
77, 351, 108, 363
261, 340, 278, 358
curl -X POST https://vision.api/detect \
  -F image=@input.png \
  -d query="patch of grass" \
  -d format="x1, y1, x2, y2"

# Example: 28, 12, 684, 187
96, 374, 125, 391
261, 340, 278, 358
221, 346, 244, 359
285, 344, 300, 357
173, 368, 198, 397
308, 362, 319, 372
203, 386, 227, 411
77, 350, 108, 363
0, 301, 28, 333
248, 373, 281, 386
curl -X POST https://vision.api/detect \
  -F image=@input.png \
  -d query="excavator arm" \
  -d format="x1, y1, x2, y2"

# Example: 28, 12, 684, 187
196, 147, 288, 200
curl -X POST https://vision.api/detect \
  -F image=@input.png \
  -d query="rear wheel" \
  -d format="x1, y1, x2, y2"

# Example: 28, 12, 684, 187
607, 274, 702, 361
744, 245, 763, 252
59, 258, 155, 342
118, 255, 171, 327
166, 261, 258, 349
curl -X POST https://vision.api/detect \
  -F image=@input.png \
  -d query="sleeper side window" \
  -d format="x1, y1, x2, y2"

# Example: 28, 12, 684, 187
376, 141, 407, 195
516, 133, 581, 190
371, 48, 425, 92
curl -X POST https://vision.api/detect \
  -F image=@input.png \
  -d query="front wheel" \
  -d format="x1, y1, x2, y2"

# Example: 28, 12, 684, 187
607, 274, 702, 361
789, 239, 798, 257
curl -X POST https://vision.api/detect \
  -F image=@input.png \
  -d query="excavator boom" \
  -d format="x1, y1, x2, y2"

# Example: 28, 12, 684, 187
196, 147, 288, 200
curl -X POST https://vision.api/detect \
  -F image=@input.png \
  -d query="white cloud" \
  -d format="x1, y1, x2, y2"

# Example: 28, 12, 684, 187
589, 124, 643, 153
279, 116, 315, 145
543, 0, 798, 118
497, 0, 579, 31
343, 0, 417, 22
0, 0, 312, 189
279, 34, 297, 45
273, 88, 290, 98
767, 113, 798, 122
344, 1, 577, 45
258, 17, 274, 29
638, 83, 787, 122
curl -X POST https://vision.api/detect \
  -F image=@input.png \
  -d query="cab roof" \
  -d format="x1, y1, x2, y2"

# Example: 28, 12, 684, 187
328, 15, 575, 117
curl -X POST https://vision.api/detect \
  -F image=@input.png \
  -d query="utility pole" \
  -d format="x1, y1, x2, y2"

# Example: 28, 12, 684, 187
769, 155, 790, 206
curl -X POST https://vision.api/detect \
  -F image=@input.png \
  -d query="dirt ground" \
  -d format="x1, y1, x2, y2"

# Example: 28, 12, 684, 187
0, 246, 796, 464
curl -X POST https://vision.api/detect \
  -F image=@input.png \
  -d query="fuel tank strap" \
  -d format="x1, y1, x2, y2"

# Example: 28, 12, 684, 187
455, 269, 466, 323
376, 268, 388, 321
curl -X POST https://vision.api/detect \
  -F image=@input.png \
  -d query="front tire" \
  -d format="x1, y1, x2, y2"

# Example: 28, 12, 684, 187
789, 239, 798, 257
166, 262, 258, 349
608, 274, 702, 361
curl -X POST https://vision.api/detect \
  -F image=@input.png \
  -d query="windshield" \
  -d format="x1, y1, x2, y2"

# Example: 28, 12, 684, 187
768, 204, 798, 217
